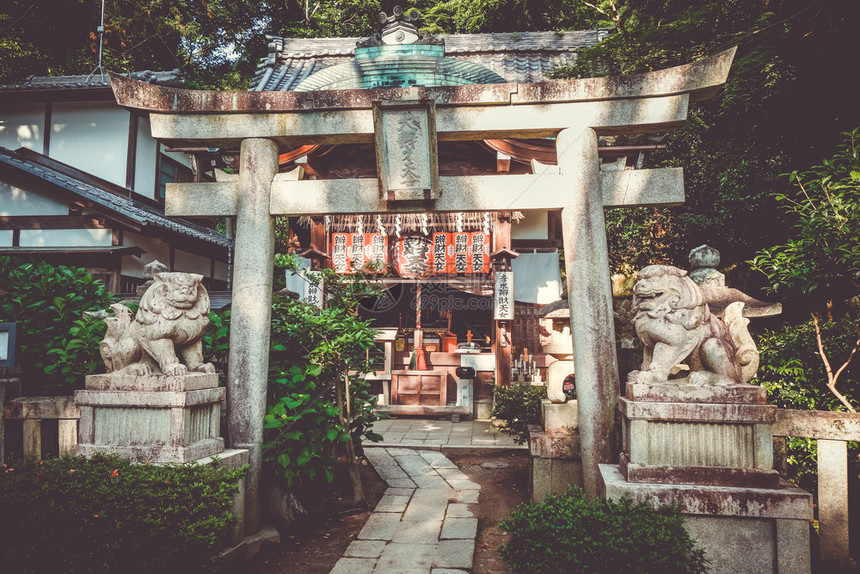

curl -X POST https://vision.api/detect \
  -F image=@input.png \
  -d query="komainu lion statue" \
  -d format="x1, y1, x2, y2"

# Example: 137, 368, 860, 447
628, 265, 758, 386
100, 272, 215, 376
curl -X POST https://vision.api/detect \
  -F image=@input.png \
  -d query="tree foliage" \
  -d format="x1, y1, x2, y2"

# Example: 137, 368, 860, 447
550, 0, 860, 274
262, 254, 384, 503
0, 0, 270, 88
0, 258, 115, 394
751, 128, 860, 313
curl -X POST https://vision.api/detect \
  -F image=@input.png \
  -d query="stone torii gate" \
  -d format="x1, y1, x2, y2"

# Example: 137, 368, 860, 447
110, 47, 735, 532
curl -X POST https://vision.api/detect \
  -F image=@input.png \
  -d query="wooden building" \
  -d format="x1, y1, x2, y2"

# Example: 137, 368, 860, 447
0, 72, 231, 294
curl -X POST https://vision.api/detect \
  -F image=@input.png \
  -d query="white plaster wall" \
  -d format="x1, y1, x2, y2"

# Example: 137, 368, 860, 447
161, 144, 192, 168
121, 231, 170, 278
0, 103, 45, 151
135, 115, 158, 198
175, 249, 211, 276
0, 229, 13, 246
512, 210, 549, 240
50, 102, 129, 186
214, 259, 228, 282
0, 182, 68, 216
20, 228, 112, 247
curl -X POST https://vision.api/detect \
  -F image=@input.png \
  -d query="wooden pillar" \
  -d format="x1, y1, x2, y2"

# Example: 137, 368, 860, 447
226, 138, 279, 534
557, 127, 620, 498
494, 212, 513, 386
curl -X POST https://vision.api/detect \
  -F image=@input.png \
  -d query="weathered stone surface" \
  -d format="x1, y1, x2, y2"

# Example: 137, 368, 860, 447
620, 455, 781, 489
330, 557, 376, 574
73, 377, 225, 464
776, 518, 812, 574
773, 409, 860, 441
99, 274, 214, 377
541, 399, 578, 434
599, 464, 812, 520
629, 265, 756, 386
559, 127, 619, 499
620, 398, 776, 483
393, 520, 443, 544
376, 543, 436, 573
75, 387, 225, 407
226, 138, 279, 534
818, 439, 849, 566
358, 512, 402, 540
345, 540, 386, 558
440, 517, 477, 540
84, 372, 217, 392
625, 382, 767, 405
528, 425, 580, 459
111, 48, 734, 116
434, 540, 475, 569
5, 395, 79, 419
73, 438, 225, 463
531, 456, 584, 501
619, 397, 777, 424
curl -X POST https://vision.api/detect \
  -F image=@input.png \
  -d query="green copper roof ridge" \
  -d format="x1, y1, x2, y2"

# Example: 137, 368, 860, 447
294, 53, 506, 92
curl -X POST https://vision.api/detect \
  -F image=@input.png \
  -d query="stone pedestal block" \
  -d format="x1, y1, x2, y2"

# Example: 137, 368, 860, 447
529, 400, 582, 501
541, 399, 578, 434
620, 383, 780, 488
73, 373, 225, 463
600, 465, 812, 574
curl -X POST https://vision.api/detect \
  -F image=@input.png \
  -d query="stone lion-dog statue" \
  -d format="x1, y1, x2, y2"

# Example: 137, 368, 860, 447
628, 265, 758, 386
100, 272, 215, 376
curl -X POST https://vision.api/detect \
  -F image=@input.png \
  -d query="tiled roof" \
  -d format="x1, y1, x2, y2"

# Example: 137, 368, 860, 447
251, 29, 610, 91
0, 147, 232, 249
0, 69, 185, 92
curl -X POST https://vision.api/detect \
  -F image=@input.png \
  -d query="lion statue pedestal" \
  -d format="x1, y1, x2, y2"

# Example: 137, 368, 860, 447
599, 265, 812, 574
73, 273, 226, 464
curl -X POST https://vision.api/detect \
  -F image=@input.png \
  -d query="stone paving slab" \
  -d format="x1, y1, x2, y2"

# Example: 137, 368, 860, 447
330, 446, 482, 573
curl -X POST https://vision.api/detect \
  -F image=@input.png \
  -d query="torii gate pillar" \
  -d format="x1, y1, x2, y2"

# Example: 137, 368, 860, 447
226, 138, 278, 533
558, 127, 619, 498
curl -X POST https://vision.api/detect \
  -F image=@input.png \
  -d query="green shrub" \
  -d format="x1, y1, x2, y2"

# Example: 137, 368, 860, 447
263, 293, 381, 493
491, 383, 547, 444
0, 453, 245, 574
0, 257, 115, 394
499, 487, 708, 574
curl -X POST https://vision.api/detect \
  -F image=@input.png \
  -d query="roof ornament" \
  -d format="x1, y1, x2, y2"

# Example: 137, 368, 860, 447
356, 5, 443, 48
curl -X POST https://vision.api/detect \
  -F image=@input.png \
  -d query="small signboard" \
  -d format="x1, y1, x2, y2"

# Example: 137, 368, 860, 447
373, 100, 439, 202
0, 322, 16, 367
494, 271, 514, 320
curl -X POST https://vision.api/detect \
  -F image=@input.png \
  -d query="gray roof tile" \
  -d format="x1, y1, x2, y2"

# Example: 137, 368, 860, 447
251, 29, 609, 91
0, 147, 231, 249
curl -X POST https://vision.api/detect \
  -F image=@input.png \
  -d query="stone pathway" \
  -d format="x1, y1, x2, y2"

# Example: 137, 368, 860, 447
371, 418, 525, 451
330, 446, 481, 574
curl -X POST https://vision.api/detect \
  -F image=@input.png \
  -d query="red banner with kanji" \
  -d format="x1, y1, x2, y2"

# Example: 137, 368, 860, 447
429, 231, 490, 274
330, 233, 388, 274
333, 232, 490, 276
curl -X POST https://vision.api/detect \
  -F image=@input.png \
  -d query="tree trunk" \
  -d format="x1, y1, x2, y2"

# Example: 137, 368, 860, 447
337, 373, 366, 505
